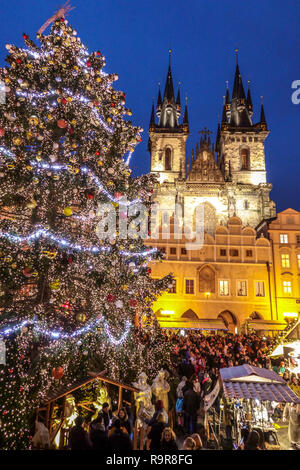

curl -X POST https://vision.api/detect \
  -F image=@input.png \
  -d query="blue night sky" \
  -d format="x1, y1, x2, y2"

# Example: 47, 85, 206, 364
0, 0, 299, 212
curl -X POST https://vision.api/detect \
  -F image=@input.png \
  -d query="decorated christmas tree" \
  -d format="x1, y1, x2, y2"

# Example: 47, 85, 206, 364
0, 9, 172, 449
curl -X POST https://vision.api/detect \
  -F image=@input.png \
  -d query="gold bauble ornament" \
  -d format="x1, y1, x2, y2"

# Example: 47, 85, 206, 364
76, 313, 87, 323
26, 199, 37, 209
50, 280, 60, 291
64, 207, 73, 216
107, 117, 112, 123
13, 137, 22, 146
29, 115, 39, 125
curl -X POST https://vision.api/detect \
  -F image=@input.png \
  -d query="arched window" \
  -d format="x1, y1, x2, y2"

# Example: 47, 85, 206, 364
241, 148, 250, 170
165, 147, 172, 171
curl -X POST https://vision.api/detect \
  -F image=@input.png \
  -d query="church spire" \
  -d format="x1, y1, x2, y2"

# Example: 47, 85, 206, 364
229, 50, 252, 127
163, 49, 175, 102
158, 50, 179, 128
183, 95, 189, 132
260, 96, 267, 130
149, 97, 155, 130
246, 80, 253, 117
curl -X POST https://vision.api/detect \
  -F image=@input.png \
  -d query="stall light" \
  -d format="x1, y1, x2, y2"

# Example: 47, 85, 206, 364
283, 312, 298, 318
161, 310, 175, 315
180, 329, 185, 336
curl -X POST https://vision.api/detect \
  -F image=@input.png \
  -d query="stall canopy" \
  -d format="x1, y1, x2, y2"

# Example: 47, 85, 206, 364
220, 364, 300, 403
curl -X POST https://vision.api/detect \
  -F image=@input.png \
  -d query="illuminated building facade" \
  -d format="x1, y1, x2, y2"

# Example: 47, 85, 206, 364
145, 55, 296, 334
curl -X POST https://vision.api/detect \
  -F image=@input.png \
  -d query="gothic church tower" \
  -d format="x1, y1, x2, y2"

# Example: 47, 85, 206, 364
148, 51, 189, 184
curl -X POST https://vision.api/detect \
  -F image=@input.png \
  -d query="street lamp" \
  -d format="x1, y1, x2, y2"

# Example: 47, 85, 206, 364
205, 292, 211, 300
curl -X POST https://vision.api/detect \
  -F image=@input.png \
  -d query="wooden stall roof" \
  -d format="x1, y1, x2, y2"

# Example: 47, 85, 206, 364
41, 371, 140, 405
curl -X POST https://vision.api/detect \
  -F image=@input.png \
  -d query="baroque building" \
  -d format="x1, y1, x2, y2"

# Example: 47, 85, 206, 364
145, 54, 295, 334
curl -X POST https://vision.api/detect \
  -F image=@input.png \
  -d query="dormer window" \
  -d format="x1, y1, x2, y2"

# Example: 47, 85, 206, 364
165, 147, 172, 171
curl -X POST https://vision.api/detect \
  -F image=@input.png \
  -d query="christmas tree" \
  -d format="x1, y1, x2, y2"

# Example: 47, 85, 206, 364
0, 13, 173, 449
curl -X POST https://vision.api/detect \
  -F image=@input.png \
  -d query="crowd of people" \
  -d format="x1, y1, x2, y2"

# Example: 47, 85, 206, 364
32, 331, 300, 451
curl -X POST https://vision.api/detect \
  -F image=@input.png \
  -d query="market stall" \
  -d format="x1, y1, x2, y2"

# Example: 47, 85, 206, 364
36, 371, 139, 449
219, 364, 300, 449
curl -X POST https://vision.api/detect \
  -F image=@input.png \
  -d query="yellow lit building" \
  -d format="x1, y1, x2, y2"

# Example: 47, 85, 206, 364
148, 216, 286, 334
263, 209, 300, 323
145, 55, 296, 335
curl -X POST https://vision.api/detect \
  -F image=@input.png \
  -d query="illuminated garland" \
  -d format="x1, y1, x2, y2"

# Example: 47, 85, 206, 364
16, 88, 115, 134
0, 226, 157, 258
0, 316, 131, 344
31, 161, 142, 205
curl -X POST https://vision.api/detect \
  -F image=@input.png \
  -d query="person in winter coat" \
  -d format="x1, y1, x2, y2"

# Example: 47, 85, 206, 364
147, 413, 167, 451
177, 376, 187, 399
160, 427, 178, 451
115, 407, 132, 436
201, 373, 213, 396
69, 416, 92, 450
148, 400, 168, 426
283, 403, 300, 449
98, 403, 113, 433
89, 415, 108, 451
107, 419, 133, 452
183, 382, 200, 434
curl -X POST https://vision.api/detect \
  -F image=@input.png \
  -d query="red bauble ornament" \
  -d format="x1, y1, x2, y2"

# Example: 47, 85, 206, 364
107, 294, 115, 302
111, 103, 115, 107
87, 61, 91, 67
147, 267, 152, 274
60, 18, 64, 22
87, 193, 94, 200
0, 128, 5, 137
129, 299, 138, 308
16, 59, 21, 64
114, 192, 123, 200
52, 367, 64, 380
95, 151, 100, 156
8, 369, 14, 374
57, 119, 67, 129
19, 386, 24, 392
94, 100, 99, 107
2, 411, 8, 416
20, 355, 25, 360
23, 33, 28, 39
61, 98, 67, 105
69, 127, 74, 134
96, 51, 101, 56
68, 256, 73, 264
